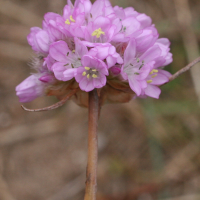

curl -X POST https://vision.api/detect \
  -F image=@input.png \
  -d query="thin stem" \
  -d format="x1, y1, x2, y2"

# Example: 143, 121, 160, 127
21, 89, 78, 112
84, 89, 99, 200
169, 56, 200, 82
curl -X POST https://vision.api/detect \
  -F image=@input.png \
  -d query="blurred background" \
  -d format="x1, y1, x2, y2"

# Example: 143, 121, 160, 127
0, 0, 200, 199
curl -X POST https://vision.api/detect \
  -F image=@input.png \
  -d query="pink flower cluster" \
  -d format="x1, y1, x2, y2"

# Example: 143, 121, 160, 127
16, 0, 172, 103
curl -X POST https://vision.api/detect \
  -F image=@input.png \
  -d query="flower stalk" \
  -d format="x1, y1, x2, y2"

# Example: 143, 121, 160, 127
169, 56, 200, 82
84, 89, 99, 200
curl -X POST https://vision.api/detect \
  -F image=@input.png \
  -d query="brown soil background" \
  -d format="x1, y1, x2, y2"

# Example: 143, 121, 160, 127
0, 0, 200, 199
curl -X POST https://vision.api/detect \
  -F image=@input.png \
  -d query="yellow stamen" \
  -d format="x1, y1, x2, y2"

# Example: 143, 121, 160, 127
65, 19, 70, 25
92, 69, 97, 72
150, 69, 158, 75
92, 74, 98, 78
147, 80, 153, 83
82, 71, 86, 76
72, 50, 75, 53
70, 15, 76, 22
92, 28, 105, 38
87, 74, 90, 79
152, 74, 157, 78
85, 67, 90, 70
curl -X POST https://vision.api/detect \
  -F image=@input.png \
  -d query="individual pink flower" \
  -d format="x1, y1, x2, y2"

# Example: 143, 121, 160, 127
154, 38, 173, 67
112, 6, 152, 42
88, 43, 123, 68
123, 7, 152, 29
122, 39, 162, 96
49, 38, 88, 81
84, 16, 116, 44
135, 27, 158, 53
75, 55, 108, 92
62, 4, 85, 37
74, 0, 92, 16
109, 65, 121, 76
89, 0, 115, 22
112, 16, 141, 42
43, 12, 71, 41
16, 75, 45, 103
39, 73, 55, 83
27, 27, 50, 54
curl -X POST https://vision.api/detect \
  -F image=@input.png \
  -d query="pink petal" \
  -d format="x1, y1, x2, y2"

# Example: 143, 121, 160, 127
52, 62, 67, 81
75, 67, 85, 82
93, 16, 111, 31
16, 75, 44, 103
74, 37, 88, 57
140, 45, 161, 63
93, 74, 106, 88
136, 14, 152, 28
63, 5, 71, 19
114, 6, 125, 19
144, 84, 161, 99
82, 55, 93, 68
158, 69, 172, 78
108, 46, 115, 54
96, 46, 109, 59
35, 30, 50, 52
156, 38, 170, 47
122, 17, 140, 36
124, 38, 136, 65
136, 27, 158, 53
63, 68, 77, 81
117, 56, 123, 64
128, 77, 141, 96
151, 73, 169, 85
163, 52, 173, 66
80, 77, 94, 92
44, 12, 61, 22
124, 7, 138, 17
49, 41, 69, 62
107, 25, 116, 42
107, 55, 116, 68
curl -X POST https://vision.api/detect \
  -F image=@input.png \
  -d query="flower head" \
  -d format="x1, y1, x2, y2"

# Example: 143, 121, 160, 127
16, 0, 173, 106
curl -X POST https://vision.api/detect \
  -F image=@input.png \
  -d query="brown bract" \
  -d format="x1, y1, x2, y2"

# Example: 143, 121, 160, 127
47, 79, 135, 108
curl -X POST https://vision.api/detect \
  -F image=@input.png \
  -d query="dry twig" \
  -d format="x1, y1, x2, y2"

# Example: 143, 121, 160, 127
21, 89, 78, 112
169, 56, 200, 82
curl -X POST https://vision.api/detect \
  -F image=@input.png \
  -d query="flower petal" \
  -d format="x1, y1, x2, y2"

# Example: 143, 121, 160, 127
124, 38, 136, 65
52, 62, 68, 81
74, 37, 88, 57
128, 76, 141, 96
50, 41, 70, 62
144, 84, 161, 99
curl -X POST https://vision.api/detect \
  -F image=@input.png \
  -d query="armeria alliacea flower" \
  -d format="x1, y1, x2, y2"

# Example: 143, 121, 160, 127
75, 55, 108, 92
16, 0, 173, 106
